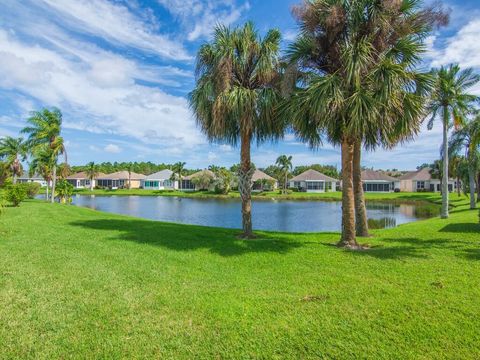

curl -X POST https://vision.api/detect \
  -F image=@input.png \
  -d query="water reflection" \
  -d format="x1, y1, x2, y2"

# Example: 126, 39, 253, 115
68, 195, 438, 233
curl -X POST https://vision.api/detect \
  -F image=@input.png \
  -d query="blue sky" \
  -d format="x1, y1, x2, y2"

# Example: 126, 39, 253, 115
1, 0, 479, 170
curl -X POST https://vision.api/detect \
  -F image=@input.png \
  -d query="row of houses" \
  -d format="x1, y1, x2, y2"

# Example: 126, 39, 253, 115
18, 167, 459, 193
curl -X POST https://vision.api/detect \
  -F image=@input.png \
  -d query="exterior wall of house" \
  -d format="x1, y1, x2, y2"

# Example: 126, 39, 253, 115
289, 180, 336, 193
97, 179, 142, 189
18, 178, 49, 187
67, 179, 94, 189
142, 179, 178, 190
363, 181, 393, 192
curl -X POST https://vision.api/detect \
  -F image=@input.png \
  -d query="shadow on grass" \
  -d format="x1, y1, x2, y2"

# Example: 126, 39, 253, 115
439, 223, 480, 233
69, 218, 304, 257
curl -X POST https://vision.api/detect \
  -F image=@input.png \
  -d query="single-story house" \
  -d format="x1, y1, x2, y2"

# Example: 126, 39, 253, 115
17, 173, 49, 187
252, 169, 278, 191
181, 170, 216, 191
361, 169, 400, 192
66, 171, 105, 189
289, 169, 337, 192
399, 167, 457, 192
96, 171, 146, 189
141, 169, 178, 190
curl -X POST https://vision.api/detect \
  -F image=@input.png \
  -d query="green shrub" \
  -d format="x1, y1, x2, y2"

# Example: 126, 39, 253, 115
19, 182, 41, 199
5, 184, 27, 207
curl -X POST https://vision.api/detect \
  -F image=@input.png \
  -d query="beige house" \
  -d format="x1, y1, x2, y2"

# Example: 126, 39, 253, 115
252, 169, 278, 191
67, 171, 106, 189
399, 167, 457, 192
361, 169, 399, 192
289, 169, 337, 192
97, 171, 146, 189
181, 170, 216, 191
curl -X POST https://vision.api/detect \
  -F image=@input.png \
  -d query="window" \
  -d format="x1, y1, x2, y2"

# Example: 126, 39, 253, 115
416, 181, 425, 190
306, 181, 324, 190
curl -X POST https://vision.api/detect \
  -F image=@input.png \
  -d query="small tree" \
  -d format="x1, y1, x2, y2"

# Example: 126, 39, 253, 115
5, 184, 27, 207
55, 180, 74, 204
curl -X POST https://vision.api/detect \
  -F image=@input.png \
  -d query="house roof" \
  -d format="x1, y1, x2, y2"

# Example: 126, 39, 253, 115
290, 169, 337, 182
184, 169, 215, 180
18, 173, 44, 180
398, 167, 433, 181
67, 171, 106, 180
97, 171, 146, 180
361, 169, 397, 182
144, 169, 174, 180
252, 169, 276, 182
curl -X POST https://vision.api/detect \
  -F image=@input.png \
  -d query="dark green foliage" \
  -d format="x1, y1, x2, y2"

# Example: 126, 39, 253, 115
19, 182, 41, 199
5, 184, 27, 207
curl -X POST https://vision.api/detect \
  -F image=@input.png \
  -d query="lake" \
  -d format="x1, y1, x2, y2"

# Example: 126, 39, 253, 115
67, 195, 439, 233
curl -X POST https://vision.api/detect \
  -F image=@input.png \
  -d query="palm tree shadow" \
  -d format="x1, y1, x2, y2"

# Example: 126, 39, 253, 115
69, 218, 303, 257
439, 223, 480, 233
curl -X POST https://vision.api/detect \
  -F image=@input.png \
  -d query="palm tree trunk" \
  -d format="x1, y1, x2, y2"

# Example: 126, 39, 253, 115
477, 172, 480, 203
457, 175, 461, 196
468, 168, 476, 209
353, 141, 370, 237
239, 131, 254, 238
441, 109, 449, 219
284, 173, 288, 194
90, 178, 94, 191
51, 165, 57, 203
46, 184, 49, 201
13, 173, 17, 185
338, 139, 357, 248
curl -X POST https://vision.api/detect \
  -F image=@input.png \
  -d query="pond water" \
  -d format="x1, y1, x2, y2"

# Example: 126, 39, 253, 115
67, 195, 439, 233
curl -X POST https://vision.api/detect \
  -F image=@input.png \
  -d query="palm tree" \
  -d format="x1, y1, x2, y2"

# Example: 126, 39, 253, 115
275, 155, 293, 194
449, 116, 480, 209
0, 137, 27, 184
189, 22, 284, 238
85, 161, 99, 191
29, 145, 55, 201
449, 154, 463, 196
285, 0, 438, 247
126, 162, 134, 189
427, 64, 480, 218
22, 108, 67, 203
171, 162, 186, 190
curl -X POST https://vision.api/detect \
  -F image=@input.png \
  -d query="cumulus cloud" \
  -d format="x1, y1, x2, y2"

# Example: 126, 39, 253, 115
104, 144, 121, 153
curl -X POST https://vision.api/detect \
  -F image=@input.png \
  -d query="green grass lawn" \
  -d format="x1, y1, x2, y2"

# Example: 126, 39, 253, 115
1, 199, 479, 358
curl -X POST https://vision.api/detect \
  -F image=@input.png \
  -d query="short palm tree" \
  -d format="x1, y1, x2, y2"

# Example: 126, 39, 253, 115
275, 155, 292, 194
126, 163, 134, 189
427, 64, 480, 218
449, 116, 480, 209
171, 162, 186, 190
29, 145, 55, 201
0, 137, 27, 184
285, 0, 437, 247
189, 22, 285, 238
85, 161, 99, 191
22, 108, 67, 203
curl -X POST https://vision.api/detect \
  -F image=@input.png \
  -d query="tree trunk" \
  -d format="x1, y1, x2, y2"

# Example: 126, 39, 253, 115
46, 183, 49, 201
457, 175, 461, 197
90, 178, 94, 191
353, 141, 370, 237
468, 168, 476, 210
441, 109, 449, 219
284, 173, 288, 194
477, 172, 480, 203
338, 139, 357, 248
51, 165, 57, 203
238, 131, 254, 238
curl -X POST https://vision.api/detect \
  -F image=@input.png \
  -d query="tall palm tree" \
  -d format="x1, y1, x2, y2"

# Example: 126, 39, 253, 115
85, 161, 99, 191
0, 137, 27, 184
29, 145, 55, 201
285, 0, 438, 247
275, 155, 293, 194
22, 108, 67, 203
449, 116, 480, 209
126, 162, 134, 189
189, 22, 285, 238
170, 162, 186, 190
427, 64, 480, 218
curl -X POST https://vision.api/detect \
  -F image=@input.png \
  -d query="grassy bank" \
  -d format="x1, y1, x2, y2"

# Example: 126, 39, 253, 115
1, 200, 479, 358
70, 188, 456, 204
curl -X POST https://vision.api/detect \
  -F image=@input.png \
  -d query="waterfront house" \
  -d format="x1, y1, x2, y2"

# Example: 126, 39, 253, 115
17, 173, 49, 187
141, 169, 178, 190
398, 167, 457, 192
181, 170, 216, 191
252, 169, 278, 191
66, 171, 105, 189
96, 171, 146, 189
289, 169, 337, 192
361, 169, 399, 192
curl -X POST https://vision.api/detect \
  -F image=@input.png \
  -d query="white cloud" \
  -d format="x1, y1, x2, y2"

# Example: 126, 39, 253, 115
157, 0, 250, 41
104, 144, 121, 153
35, 0, 191, 60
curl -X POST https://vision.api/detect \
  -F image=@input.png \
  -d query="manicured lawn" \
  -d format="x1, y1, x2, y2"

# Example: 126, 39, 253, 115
0, 199, 479, 358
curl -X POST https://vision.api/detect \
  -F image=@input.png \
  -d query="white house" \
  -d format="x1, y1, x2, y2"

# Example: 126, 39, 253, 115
17, 173, 49, 187
141, 169, 178, 190
399, 167, 457, 192
66, 172, 105, 189
289, 169, 337, 192
361, 169, 399, 192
